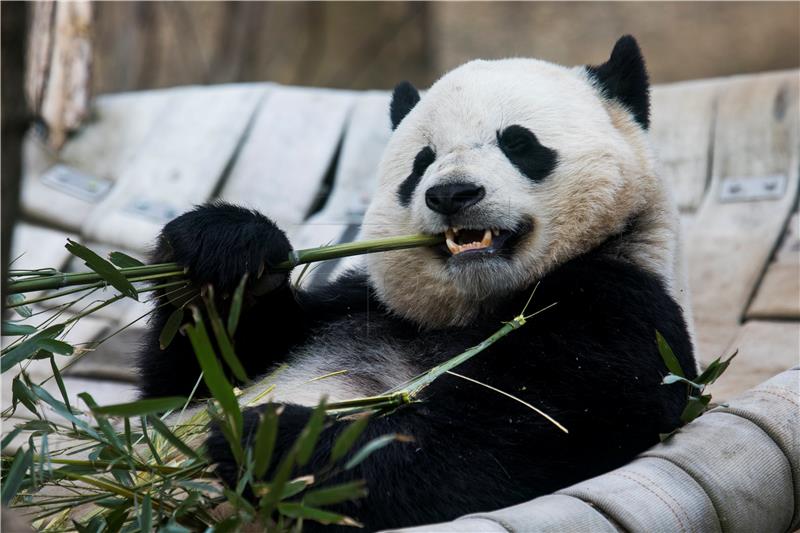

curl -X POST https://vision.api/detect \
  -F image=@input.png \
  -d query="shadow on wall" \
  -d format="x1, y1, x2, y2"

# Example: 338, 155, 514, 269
91, 1, 799, 94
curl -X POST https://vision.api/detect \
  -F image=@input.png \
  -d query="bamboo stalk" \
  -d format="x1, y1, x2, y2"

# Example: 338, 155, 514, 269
6, 234, 441, 295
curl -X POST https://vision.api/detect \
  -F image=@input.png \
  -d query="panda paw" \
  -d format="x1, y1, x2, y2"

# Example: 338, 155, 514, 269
153, 202, 292, 295
206, 403, 312, 490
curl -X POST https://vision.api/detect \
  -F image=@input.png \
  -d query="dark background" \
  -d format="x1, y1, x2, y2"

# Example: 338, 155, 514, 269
89, 2, 799, 94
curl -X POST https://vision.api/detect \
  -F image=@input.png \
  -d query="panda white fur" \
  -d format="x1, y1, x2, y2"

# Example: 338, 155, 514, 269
138, 36, 696, 531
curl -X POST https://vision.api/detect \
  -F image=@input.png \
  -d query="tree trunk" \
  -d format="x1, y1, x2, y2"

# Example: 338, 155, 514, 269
1, 1, 28, 299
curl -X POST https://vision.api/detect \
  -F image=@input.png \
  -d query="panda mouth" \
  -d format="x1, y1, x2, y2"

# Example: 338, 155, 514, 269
443, 227, 514, 256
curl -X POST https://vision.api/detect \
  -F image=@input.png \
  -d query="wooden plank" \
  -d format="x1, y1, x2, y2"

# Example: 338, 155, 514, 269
707, 320, 800, 401
2, 309, 111, 420
219, 86, 355, 243
747, 212, 800, 319
1, 307, 139, 422
687, 70, 799, 362
1, 308, 110, 358
20, 90, 175, 230
293, 91, 392, 284
82, 84, 266, 251
651, 79, 721, 211
10, 223, 75, 272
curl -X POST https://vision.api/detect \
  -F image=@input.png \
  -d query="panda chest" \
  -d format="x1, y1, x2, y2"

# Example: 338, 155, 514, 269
263, 316, 452, 406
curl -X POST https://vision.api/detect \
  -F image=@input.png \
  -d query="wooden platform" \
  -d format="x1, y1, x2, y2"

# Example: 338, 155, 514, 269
4, 70, 799, 414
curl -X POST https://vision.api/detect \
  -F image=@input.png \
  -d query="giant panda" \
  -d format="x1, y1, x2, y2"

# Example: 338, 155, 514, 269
138, 35, 696, 531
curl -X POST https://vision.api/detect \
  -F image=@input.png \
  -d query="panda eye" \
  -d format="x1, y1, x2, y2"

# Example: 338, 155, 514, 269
497, 125, 558, 182
412, 146, 436, 176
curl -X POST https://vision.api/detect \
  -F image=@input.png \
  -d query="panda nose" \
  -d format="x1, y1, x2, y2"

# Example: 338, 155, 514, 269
425, 183, 486, 215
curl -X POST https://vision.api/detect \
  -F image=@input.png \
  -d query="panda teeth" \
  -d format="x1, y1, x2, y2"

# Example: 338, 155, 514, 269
480, 228, 492, 247
444, 228, 494, 255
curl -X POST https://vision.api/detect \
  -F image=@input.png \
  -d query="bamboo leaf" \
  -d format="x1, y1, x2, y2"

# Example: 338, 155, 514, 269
296, 399, 328, 467
65, 239, 139, 300
146, 414, 204, 462
210, 516, 241, 533
260, 445, 297, 514
330, 415, 369, 464
203, 287, 247, 382
137, 494, 153, 533
50, 355, 75, 423
253, 405, 279, 478
1, 324, 65, 373
280, 475, 315, 499
11, 376, 38, 416
223, 487, 255, 515
78, 393, 126, 453
1, 427, 24, 449
345, 434, 400, 470
662, 374, 701, 388
681, 394, 712, 424
105, 506, 129, 533
303, 480, 367, 507
277, 502, 361, 526
656, 330, 684, 377
92, 397, 188, 417
184, 307, 242, 441
159, 307, 184, 350
30, 385, 102, 441
1, 322, 37, 336
1, 447, 33, 505
108, 251, 145, 268
139, 417, 163, 465
38, 338, 74, 355
227, 273, 248, 337
696, 350, 738, 386
6, 294, 32, 318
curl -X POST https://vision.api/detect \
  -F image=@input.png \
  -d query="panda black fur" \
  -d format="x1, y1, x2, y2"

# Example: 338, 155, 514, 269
138, 35, 696, 531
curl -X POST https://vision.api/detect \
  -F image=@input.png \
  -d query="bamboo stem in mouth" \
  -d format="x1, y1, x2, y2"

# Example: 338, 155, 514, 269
6, 234, 442, 296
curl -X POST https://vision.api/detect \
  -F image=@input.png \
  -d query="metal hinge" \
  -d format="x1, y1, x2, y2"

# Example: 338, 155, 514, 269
40, 164, 112, 202
719, 174, 788, 203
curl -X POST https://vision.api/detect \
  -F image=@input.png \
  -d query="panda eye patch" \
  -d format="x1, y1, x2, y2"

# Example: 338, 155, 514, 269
412, 146, 436, 175
397, 146, 436, 207
497, 125, 558, 182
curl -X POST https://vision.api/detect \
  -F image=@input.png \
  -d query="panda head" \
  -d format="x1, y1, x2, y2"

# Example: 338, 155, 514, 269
362, 36, 679, 327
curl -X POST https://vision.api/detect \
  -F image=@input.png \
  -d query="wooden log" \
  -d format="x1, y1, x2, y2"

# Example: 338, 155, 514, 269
686, 70, 799, 362
25, 1, 92, 149
2, 1, 28, 301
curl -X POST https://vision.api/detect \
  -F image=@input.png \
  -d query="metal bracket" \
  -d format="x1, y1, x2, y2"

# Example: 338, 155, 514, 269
719, 174, 788, 203
124, 198, 180, 223
40, 164, 112, 202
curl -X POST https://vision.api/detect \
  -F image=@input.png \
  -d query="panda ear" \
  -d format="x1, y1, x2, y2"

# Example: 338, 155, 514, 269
586, 35, 650, 129
390, 81, 421, 130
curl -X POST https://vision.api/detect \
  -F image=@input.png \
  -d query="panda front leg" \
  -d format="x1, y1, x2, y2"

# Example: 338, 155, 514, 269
206, 397, 532, 532
137, 202, 307, 399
